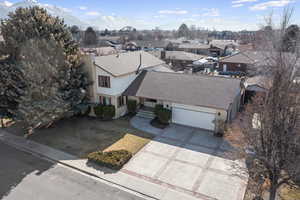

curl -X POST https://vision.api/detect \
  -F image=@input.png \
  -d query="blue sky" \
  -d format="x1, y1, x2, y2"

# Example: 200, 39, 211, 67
4, 0, 300, 30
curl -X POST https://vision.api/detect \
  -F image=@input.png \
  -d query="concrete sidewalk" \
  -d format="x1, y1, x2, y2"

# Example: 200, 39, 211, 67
0, 130, 204, 200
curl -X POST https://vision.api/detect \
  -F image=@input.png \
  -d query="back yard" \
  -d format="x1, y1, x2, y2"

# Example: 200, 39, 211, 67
6, 116, 154, 158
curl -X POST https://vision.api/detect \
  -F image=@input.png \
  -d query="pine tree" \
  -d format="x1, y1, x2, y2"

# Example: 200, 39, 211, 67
84, 27, 98, 46
0, 61, 25, 126
0, 6, 90, 134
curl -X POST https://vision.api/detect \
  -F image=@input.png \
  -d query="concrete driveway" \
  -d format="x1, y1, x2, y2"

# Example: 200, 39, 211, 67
125, 117, 247, 200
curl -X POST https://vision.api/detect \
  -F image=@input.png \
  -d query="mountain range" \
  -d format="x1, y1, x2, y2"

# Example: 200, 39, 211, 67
0, 0, 90, 29
0, 0, 142, 30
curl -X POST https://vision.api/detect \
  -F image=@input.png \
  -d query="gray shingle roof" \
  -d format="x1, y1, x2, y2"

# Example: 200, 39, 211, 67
178, 43, 210, 49
93, 51, 165, 77
149, 51, 205, 61
220, 51, 265, 64
123, 71, 241, 110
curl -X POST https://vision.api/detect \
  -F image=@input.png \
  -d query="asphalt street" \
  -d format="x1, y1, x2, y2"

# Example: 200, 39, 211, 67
0, 141, 148, 200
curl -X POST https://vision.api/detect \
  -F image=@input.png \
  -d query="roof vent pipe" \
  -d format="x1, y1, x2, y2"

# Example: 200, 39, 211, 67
136, 53, 142, 74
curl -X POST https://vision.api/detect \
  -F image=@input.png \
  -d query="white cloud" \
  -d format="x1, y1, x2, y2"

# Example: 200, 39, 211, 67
61, 7, 72, 13
165, 17, 258, 31
79, 6, 87, 10
86, 11, 101, 16
232, 0, 258, 3
202, 8, 220, 17
158, 9, 188, 15
250, 0, 294, 10
154, 15, 166, 19
0, 0, 13, 7
232, 3, 244, 7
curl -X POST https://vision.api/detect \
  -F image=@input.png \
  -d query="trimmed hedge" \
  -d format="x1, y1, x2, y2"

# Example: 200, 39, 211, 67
154, 104, 172, 124
87, 150, 132, 170
93, 105, 115, 120
94, 105, 104, 118
154, 104, 164, 116
127, 99, 137, 114
103, 105, 115, 120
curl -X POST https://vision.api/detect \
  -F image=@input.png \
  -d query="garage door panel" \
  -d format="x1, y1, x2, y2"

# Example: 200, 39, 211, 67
172, 107, 215, 131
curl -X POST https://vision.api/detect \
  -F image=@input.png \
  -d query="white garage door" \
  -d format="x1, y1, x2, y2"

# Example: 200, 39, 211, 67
172, 107, 215, 131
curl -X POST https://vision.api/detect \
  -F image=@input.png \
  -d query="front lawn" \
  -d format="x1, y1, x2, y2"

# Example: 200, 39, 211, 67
6, 116, 154, 158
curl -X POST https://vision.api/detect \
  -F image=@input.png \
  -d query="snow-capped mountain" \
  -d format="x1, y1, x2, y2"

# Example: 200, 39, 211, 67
0, 0, 89, 28
0, 0, 141, 30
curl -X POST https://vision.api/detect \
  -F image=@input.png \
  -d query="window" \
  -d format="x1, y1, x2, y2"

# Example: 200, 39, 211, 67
98, 76, 111, 88
117, 96, 126, 108
99, 96, 111, 105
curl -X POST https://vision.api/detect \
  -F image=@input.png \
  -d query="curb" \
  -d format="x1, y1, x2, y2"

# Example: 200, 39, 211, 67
0, 131, 159, 200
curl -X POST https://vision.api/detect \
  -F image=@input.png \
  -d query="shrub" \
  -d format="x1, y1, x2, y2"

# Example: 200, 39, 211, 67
127, 99, 137, 114
94, 105, 104, 118
154, 104, 164, 116
103, 105, 115, 120
213, 118, 227, 137
154, 105, 171, 124
87, 150, 132, 170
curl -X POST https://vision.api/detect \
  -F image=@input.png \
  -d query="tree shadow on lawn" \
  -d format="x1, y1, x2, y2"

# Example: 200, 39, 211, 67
0, 142, 55, 199
5, 116, 154, 158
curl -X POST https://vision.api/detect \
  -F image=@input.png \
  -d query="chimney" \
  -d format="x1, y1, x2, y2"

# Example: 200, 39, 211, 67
161, 50, 166, 60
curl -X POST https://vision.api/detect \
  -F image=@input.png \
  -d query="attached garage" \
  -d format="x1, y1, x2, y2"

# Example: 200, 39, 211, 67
123, 71, 242, 131
172, 104, 216, 131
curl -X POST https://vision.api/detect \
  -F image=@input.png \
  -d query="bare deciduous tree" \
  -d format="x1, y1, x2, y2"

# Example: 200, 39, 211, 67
226, 8, 300, 200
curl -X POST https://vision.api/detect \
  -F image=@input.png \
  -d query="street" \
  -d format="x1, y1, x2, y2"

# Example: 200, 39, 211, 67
0, 141, 148, 200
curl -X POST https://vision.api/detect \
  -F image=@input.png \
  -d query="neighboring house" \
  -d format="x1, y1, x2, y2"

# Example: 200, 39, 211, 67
175, 40, 236, 57
218, 51, 264, 73
134, 40, 170, 50
98, 36, 122, 48
123, 41, 139, 51
150, 50, 205, 71
243, 76, 270, 104
124, 71, 242, 131
210, 40, 237, 56
83, 51, 172, 118
81, 47, 118, 56
177, 43, 211, 55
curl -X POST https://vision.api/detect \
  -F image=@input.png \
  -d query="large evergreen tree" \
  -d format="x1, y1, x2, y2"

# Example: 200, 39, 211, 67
177, 23, 190, 38
70, 25, 81, 42
83, 27, 98, 46
0, 6, 90, 134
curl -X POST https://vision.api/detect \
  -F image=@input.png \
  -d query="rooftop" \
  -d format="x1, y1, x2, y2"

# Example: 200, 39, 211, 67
220, 51, 265, 64
94, 51, 165, 77
124, 71, 241, 110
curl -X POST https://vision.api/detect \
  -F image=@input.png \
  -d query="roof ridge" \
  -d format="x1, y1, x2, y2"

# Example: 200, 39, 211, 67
148, 70, 241, 81
94, 50, 146, 58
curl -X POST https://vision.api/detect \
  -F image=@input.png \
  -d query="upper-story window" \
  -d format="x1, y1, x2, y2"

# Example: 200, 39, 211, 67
98, 76, 111, 88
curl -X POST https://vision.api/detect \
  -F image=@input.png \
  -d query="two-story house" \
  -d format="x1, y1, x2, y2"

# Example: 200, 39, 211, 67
83, 51, 173, 118
84, 51, 242, 131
